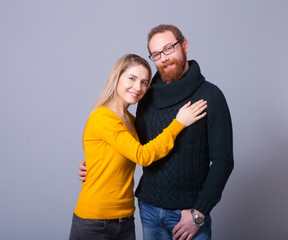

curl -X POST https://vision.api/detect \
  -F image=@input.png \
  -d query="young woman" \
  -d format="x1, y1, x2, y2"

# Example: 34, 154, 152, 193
69, 54, 207, 240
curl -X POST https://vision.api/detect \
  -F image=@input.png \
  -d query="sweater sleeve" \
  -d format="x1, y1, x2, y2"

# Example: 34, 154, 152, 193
85, 109, 185, 167
194, 87, 234, 215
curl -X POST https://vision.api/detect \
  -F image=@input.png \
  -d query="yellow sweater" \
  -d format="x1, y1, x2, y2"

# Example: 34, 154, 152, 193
74, 106, 184, 219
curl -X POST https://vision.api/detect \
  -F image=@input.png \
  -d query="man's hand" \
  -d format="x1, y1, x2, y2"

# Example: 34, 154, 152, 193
172, 209, 204, 240
78, 161, 87, 182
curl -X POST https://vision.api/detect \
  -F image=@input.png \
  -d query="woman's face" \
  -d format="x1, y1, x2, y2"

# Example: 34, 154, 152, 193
116, 64, 150, 107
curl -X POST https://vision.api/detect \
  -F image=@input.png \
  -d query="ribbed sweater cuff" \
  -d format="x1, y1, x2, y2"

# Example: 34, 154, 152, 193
193, 198, 215, 216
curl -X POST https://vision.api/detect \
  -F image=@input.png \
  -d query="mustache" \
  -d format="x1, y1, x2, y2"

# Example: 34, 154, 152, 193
160, 60, 176, 70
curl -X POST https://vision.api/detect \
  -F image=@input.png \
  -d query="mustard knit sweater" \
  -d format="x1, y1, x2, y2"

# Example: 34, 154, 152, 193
74, 106, 184, 219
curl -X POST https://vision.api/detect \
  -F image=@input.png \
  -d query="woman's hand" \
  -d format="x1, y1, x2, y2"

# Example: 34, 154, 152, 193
176, 100, 207, 127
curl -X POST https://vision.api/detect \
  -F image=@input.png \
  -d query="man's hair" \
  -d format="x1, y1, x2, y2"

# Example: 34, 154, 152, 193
147, 24, 185, 53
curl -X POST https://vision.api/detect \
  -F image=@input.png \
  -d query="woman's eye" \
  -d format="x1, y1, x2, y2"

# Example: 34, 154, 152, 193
141, 81, 148, 86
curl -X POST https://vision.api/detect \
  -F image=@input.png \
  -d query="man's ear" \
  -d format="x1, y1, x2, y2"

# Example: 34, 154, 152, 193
182, 38, 189, 54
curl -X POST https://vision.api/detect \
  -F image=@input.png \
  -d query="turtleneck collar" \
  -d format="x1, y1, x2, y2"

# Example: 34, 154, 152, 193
151, 60, 205, 109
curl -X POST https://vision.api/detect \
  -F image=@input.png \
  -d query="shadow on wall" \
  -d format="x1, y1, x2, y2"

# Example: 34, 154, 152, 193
213, 127, 288, 240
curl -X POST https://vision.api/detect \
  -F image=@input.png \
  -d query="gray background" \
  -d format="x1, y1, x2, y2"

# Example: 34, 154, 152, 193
1, 0, 287, 239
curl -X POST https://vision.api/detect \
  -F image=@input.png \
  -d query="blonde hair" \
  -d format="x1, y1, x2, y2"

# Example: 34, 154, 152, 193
82, 54, 151, 147
92, 54, 152, 111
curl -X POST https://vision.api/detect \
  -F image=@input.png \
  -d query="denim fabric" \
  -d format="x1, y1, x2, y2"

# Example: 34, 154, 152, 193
69, 213, 135, 240
138, 201, 211, 240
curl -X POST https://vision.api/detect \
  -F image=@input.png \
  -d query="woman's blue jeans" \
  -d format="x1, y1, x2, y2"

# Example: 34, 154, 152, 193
138, 201, 211, 240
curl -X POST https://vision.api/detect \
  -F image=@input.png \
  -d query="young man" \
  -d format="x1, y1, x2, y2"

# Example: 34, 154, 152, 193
79, 25, 233, 240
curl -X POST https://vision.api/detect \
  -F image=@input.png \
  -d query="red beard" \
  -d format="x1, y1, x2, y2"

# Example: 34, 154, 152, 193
158, 54, 187, 83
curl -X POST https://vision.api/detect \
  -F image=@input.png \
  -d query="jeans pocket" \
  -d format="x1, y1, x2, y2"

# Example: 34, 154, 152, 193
80, 219, 106, 234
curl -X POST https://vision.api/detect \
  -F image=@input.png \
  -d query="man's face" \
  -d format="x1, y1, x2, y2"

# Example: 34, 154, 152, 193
148, 31, 189, 83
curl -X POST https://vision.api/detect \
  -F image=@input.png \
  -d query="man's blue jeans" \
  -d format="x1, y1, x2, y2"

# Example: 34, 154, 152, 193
138, 201, 211, 240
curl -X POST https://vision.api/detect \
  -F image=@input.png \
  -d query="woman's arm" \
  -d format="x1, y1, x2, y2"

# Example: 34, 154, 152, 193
86, 100, 207, 166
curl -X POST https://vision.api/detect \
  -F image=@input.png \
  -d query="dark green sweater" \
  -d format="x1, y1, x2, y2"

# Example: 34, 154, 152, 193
135, 60, 234, 215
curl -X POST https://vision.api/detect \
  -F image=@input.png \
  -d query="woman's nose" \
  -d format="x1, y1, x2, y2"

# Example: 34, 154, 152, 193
133, 81, 141, 91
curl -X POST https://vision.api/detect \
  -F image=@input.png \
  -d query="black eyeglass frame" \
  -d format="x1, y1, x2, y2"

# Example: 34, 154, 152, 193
149, 41, 180, 61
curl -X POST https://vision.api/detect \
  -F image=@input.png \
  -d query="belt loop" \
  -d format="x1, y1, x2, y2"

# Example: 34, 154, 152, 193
119, 215, 132, 222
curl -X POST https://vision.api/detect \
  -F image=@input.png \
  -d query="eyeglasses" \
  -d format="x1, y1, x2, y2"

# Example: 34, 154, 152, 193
149, 41, 180, 61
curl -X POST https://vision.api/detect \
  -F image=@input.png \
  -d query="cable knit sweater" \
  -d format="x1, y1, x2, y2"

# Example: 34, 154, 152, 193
135, 60, 234, 215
